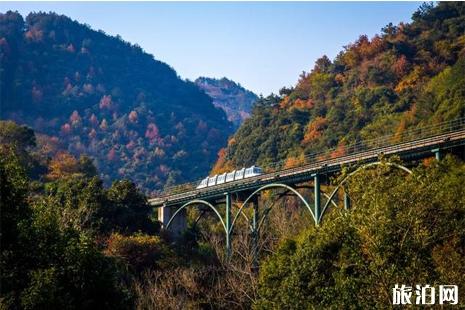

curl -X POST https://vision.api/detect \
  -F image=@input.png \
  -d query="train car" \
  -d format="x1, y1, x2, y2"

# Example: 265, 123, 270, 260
234, 168, 246, 180
226, 171, 236, 182
196, 166, 263, 189
197, 177, 208, 189
244, 165, 262, 178
217, 172, 227, 184
208, 175, 218, 186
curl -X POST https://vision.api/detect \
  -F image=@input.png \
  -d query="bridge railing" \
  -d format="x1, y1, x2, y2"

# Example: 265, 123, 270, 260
156, 117, 465, 196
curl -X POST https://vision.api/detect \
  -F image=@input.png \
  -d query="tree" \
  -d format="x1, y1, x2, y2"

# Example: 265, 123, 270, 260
256, 157, 465, 308
103, 180, 158, 235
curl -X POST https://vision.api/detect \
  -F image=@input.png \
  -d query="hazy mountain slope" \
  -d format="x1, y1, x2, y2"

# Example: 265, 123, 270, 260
195, 77, 258, 128
213, 2, 465, 173
0, 11, 233, 192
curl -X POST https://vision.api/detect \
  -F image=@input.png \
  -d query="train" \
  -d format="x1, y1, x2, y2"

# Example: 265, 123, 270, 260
196, 165, 263, 189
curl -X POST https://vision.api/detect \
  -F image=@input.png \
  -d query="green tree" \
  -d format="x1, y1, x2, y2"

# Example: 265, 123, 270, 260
256, 157, 465, 308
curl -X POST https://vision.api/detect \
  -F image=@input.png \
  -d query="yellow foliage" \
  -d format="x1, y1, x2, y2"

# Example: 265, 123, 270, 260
394, 65, 425, 93
46, 151, 81, 181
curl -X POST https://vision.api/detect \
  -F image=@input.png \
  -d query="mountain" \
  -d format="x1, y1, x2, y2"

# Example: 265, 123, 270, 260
212, 2, 465, 173
0, 11, 233, 193
195, 77, 258, 128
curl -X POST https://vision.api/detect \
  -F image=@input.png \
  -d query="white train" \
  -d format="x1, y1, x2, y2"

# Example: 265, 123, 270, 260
197, 166, 263, 189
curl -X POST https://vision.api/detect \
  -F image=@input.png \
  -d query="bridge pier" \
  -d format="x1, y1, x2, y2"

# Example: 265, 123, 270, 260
432, 148, 442, 161
344, 192, 351, 210
251, 195, 260, 272
314, 174, 321, 225
158, 205, 187, 237
225, 193, 232, 258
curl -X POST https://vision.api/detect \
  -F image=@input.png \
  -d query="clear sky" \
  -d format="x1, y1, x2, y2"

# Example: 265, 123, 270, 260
1, 2, 422, 95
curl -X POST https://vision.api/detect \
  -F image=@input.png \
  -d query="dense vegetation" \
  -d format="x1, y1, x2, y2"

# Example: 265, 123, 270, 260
195, 77, 258, 128
256, 157, 465, 308
0, 11, 233, 193
214, 2, 465, 172
0, 121, 215, 309
2, 2, 465, 309
3, 121, 464, 309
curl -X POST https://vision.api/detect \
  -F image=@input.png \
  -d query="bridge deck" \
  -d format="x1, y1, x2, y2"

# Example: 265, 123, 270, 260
149, 129, 465, 207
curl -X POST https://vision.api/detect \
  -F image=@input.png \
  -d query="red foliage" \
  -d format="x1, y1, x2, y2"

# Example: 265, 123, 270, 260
89, 114, 98, 126
69, 110, 81, 125
393, 55, 409, 78
99, 95, 112, 110
126, 140, 136, 150
107, 148, 117, 161
61, 123, 71, 135
145, 123, 159, 142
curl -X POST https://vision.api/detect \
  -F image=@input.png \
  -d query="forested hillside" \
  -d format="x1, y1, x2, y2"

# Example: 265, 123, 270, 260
214, 2, 465, 172
195, 77, 258, 128
0, 11, 233, 192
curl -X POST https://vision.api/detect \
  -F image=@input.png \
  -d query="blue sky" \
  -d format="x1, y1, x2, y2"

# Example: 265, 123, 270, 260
1, 2, 421, 95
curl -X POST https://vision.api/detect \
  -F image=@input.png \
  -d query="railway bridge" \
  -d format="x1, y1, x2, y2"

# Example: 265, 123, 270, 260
149, 118, 465, 258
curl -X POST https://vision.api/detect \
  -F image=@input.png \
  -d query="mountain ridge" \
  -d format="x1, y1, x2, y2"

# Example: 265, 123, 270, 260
195, 76, 258, 128
0, 11, 233, 193
212, 2, 465, 174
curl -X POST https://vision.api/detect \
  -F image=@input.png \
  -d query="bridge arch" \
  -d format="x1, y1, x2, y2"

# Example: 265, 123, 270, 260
165, 199, 228, 235
256, 185, 339, 233
319, 161, 412, 223
230, 183, 315, 235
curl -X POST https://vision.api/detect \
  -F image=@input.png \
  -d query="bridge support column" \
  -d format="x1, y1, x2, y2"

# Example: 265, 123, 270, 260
251, 196, 259, 273
225, 193, 232, 258
433, 148, 442, 161
344, 192, 351, 210
314, 174, 321, 225
158, 205, 186, 237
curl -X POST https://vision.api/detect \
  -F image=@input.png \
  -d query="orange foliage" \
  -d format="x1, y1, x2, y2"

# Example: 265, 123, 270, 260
227, 137, 236, 146
330, 142, 347, 159
25, 27, 43, 42
283, 153, 306, 169
211, 148, 233, 174
128, 110, 138, 123
293, 98, 313, 110
100, 119, 108, 130
302, 117, 327, 145
46, 152, 81, 181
